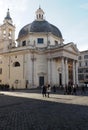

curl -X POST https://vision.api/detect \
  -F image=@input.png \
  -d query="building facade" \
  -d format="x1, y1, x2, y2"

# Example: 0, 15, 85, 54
78, 50, 88, 87
0, 7, 79, 89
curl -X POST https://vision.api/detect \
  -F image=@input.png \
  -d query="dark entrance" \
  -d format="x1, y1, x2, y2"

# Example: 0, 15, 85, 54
39, 76, 44, 87
59, 73, 62, 85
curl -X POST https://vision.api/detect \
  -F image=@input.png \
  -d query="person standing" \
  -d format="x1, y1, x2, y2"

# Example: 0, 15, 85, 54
72, 84, 77, 95
47, 84, 51, 98
53, 85, 56, 92
81, 85, 85, 95
42, 85, 46, 97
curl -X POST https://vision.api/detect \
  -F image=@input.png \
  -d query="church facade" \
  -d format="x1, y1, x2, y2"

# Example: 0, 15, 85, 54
0, 7, 79, 89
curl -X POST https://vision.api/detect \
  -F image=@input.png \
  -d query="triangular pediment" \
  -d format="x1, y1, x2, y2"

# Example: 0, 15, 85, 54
63, 42, 79, 54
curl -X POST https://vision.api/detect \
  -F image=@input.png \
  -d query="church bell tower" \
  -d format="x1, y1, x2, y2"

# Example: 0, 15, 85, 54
0, 9, 15, 52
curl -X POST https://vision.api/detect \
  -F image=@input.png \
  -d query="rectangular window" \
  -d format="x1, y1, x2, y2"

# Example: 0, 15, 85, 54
22, 41, 26, 46
84, 55, 88, 59
78, 56, 81, 60
85, 75, 88, 79
55, 40, 58, 45
0, 68, 2, 74
78, 68, 84, 73
84, 68, 88, 73
85, 61, 88, 66
79, 62, 81, 67
0, 80, 2, 83
0, 61, 2, 64
78, 74, 84, 80
37, 38, 44, 44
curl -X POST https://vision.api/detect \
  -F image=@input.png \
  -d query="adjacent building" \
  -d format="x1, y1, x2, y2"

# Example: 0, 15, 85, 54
0, 7, 79, 89
78, 50, 88, 87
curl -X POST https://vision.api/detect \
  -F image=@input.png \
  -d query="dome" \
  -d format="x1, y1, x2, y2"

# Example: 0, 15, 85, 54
18, 7, 62, 39
18, 20, 62, 38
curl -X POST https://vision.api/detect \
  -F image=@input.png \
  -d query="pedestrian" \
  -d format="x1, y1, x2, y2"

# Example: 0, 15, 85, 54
64, 85, 68, 95
53, 85, 56, 92
81, 85, 85, 95
47, 84, 51, 98
68, 85, 72, 94
72, 84, 77, 95
42, 85, 46, 97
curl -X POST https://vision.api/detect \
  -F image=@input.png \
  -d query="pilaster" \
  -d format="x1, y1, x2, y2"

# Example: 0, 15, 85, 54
76, 61, 78, 85
65, 58, 68, 85
73, 60, 76, 84
61, 57, 65, 86
48, 58, 52, 85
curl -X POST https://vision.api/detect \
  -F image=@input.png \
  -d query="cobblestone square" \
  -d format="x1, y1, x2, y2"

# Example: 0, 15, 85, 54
0, 90, 88, 130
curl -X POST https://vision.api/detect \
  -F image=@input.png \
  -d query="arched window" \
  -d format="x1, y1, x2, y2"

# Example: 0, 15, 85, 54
13, 62, 20, 67
3, 30, 6, 38
39, 14, 41, 18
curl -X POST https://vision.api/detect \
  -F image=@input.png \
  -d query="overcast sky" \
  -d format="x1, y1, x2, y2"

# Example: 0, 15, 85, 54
0, 0, 88, 51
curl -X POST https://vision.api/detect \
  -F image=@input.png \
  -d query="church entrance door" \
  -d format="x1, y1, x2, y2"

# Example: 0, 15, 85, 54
59, 73, 62, 85
39, 76, 44, 87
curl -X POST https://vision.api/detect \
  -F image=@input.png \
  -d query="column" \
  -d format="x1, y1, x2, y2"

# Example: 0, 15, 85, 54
50, 59, 53, 85
48, 58, 52, 85
61, 57, 65, 86
73, 60, 76, 84
65, 58, 68, 85
31, 58, 34, 87
75, 61, 78, 85
31, 54, 35, 87
51, 59, 54, 85
28, 56, 32, 87
8, 56, 10, 79
48, 59, 51, 84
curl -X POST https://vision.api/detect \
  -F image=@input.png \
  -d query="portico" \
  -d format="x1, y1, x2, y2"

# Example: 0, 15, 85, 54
47, 43, 79, 87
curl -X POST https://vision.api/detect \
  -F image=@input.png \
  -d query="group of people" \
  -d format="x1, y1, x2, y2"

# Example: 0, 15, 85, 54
64, 84, 77, 95
64, 84, 86, 95
41, 84, 87, 97
41, 84, 51, 98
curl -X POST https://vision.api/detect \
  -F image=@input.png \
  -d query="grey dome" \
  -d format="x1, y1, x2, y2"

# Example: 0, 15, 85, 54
18, 20, 62, 38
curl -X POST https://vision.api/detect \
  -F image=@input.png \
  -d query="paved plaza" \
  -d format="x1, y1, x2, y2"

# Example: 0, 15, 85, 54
0, 89, 88, 130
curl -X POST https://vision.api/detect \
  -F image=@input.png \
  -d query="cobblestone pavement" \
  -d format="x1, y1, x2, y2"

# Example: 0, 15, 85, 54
0, 90, 88, 130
